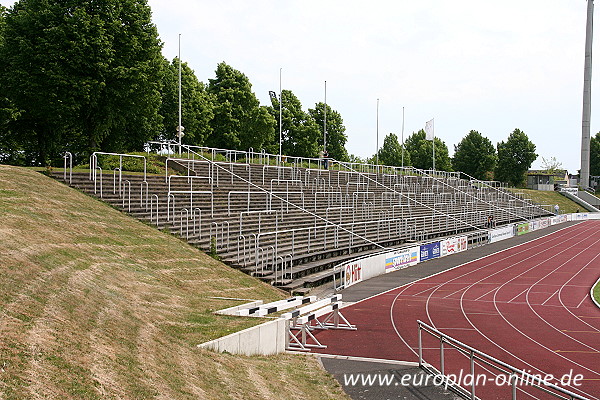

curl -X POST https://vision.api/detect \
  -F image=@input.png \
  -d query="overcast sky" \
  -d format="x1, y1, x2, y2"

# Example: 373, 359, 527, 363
2, 1, 598, 173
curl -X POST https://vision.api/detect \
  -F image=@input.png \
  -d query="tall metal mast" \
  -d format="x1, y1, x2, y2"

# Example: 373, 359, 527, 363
581, 0, 594, 189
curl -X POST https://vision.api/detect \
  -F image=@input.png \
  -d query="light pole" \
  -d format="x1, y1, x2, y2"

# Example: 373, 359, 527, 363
279, 68, 282, 164
376, 98, 379, 165
401, 106, 405, 168
177, 34, 184, 156
324, 80, 327, 154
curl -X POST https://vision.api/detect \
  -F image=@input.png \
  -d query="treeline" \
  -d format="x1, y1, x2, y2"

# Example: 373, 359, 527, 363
0, 1, 348, 167
2, 1, 596, 188
372, 129, 538, 187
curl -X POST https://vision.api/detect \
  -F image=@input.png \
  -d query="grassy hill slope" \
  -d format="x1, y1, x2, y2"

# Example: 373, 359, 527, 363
508, 188, 583, 214
0, 165, 346, 400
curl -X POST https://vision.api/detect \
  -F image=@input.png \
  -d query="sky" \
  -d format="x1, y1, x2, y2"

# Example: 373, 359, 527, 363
1, 0, 598, 173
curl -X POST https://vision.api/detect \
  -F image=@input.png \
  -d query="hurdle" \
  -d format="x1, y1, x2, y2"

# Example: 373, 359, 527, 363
283, 294, 356, 351
236, 296, 316, 317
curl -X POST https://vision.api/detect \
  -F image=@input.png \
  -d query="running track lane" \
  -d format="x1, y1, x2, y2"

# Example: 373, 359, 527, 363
313, 221, 600, 399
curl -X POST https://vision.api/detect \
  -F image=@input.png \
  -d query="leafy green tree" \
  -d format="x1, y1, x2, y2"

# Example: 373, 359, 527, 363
404, 130, 452, 171
308, 102, 348, 161
269, 89, 320, 158
452, 130, 497, 180
159, 58, 213, 146
0, 4, 24, 164
0, 0, 164, 164
495, 129, 538, 187
376, 133, 411, 167
590, 132, 600, 176
206, 62, 275, 151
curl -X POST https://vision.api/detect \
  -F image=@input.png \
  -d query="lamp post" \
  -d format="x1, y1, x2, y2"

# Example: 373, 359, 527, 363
177, 34, 184, 156
376, 98, 380, 165
324, 81, 327, 154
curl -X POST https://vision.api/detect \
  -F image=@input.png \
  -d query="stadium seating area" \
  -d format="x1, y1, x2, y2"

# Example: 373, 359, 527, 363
53, 145, 552, 293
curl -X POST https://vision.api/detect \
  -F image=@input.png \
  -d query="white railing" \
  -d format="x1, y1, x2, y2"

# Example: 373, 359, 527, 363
417, 320, 590, 400
63, 152, 72, 184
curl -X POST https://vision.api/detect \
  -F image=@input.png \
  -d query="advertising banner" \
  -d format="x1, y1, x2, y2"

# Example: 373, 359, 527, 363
385, 247, 420, 273
441, 236, 468, 257
516, 222, 530, 236
420, 242, 441, 262
538, 218, 549, 229
530, 220, 538, 232
574, 213, 589, 221
457, 236, 468, 252
343, 261, 363, 288
488, 226, 514, 243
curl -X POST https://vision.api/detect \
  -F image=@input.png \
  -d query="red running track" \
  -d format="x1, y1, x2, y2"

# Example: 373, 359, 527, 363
314, 221, 600, 399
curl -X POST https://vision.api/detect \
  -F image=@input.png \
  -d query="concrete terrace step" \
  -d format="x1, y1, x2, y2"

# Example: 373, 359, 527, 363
51, 167, 551, 292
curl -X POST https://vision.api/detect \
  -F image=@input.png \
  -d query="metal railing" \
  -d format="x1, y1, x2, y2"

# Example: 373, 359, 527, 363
63, 152, 72, 184
417, 320, 590, 400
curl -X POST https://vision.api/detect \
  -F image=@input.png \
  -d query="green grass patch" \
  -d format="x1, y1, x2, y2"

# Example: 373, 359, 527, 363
508, 188, 583, 214
0, 164, 348, 400
593, 279, 600, 306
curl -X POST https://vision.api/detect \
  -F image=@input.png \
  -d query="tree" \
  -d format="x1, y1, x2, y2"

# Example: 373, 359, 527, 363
308, 102, 348, 161
376, 133, 411, 167
159, 58, 213, 146
495, 129, 537, 187
404, 130, 452, 171
206, 62, 275, 151
0, 4, 24, 164
269, 89, 320, 158
452, 130, 497, 180
0, 0, 164, 165
590, 132, 600, 176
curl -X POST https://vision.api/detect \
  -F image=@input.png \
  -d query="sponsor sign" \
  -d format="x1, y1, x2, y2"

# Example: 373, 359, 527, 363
529, 220, 538, 232
560, 187, 578, 195
420, 242, 441, 262
385, 247, 419, 273
539, 218, 549, 229
488, 226, 514, 243
440, 236, 468, 257
516, 222, 530, 236
344, 262, 363, 288
574, 213, 589, 221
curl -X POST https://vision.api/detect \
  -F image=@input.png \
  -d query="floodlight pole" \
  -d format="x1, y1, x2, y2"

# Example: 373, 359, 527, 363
401, 106, 405, 168
278, 68, 282, 165
376, 98, 379, 165
581, 0, 594, 189
324, 80, 327, 153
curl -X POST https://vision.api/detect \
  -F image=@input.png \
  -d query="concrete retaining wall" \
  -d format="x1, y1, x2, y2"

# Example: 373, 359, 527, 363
198, 318, 287, 356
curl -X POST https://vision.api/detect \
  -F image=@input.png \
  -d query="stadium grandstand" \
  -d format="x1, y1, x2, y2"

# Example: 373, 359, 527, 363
54, 142, 552, 294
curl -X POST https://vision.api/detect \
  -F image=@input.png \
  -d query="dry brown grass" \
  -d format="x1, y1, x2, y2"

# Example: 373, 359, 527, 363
0, 165, 347, 400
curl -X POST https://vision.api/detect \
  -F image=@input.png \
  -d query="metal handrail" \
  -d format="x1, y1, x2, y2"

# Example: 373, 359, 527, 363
150, 195, 159, 227
122, 180, 131, 212
417, 320, 590, 400
63, 152, 72, 184
90, 152, 146, 184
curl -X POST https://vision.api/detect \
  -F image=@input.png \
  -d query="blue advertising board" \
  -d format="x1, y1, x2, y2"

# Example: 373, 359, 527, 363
420, 242, 440, 262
